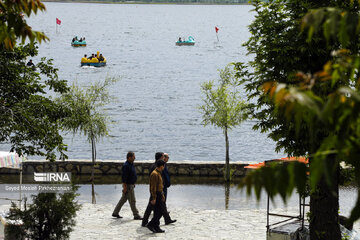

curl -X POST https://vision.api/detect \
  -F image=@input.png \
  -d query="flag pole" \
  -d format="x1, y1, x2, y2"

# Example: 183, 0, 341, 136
215, 26, 219, 42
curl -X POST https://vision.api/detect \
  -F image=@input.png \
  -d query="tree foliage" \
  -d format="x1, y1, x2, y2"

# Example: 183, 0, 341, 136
276, 3, 360, 223
0, 44, 70, 161
0, 1, 82, 239
239, 0, 340, 156
242, 160, 308, 201
200, 64, 249, 181
0, 0, 48, 49
6, 187, 81, 240
236, 0, 360, 239
58, 78, 116, 144
237, 0, 359, 196
0, 0, 73, 161
251, 48, 360, 240
200, 64, 249, 129
57, 77, 116, 192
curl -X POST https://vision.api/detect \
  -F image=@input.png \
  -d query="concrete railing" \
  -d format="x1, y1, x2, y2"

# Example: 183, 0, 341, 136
0, 160, 251, 178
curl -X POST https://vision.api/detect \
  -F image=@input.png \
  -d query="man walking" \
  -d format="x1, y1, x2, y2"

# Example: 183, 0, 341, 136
112, 151, 142, 220
142, 152, 176, 226
146, 159, 166, 233
162, 153, 171, 201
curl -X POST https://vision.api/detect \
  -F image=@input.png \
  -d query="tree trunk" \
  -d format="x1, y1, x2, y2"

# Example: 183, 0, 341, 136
225, 126, 230, 182
91, 137, 96, 181
310, 154, 340, 240
91, 137, 96, 204
91, 181, 96, 204
225, 182, 230, 210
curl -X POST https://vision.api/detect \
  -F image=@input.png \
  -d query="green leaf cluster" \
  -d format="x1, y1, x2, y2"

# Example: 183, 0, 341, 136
302, 4, 360, 49
58, 77, 117, 144
199, 63, 249, 131
241, 161, 308, 202
0, 0, 48, 49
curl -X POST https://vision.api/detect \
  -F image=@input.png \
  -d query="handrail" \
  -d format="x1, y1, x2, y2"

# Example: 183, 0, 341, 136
266, 194, 309, 232
267, 216, 300, 229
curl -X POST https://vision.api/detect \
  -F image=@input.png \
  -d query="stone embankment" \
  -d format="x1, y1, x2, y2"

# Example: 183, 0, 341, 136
0, 160, 250, 177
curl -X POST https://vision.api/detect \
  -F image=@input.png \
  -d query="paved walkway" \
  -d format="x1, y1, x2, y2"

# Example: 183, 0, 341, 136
2, 202, 360, 239
70, 203, 284, 239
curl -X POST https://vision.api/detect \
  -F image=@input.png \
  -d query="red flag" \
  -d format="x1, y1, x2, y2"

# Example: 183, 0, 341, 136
56, 18, 61, 25
215, 26, 219, 33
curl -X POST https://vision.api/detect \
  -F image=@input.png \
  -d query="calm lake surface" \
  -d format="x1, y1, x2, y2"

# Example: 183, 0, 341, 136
1, 3, 285, 162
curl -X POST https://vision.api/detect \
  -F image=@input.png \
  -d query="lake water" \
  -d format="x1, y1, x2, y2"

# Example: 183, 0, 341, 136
3, 3, 286, 162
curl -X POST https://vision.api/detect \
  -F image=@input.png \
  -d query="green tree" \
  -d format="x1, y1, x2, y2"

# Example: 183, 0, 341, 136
6, 187, 81, 240
0, 0, 71, 161
236, 0, 360, 239
200, 64, 249, 181
0, 1, 81, 239
0, 44, 69, 161
57, 78, 116, 189
258, 48, 360, 227
285, 4, 360, 225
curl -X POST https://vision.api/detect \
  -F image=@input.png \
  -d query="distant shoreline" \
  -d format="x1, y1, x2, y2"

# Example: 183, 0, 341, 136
42, 0, 251, 5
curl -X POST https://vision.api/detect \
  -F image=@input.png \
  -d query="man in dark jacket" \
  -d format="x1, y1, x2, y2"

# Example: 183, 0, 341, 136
162, 153, 171, 201
112, 151, 142, 220
26, 59, 34, 67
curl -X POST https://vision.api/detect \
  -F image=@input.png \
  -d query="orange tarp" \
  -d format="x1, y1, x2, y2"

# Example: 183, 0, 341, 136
279, 156, 308, 164
244, 162, 265, 169
244, 157, 308, 169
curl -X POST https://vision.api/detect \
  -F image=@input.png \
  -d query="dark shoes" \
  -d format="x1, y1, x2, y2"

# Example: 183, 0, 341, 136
112, 214, 143, 220
154, 226, 165, 233
165, 219, 176, 225
146, 223, 165, 233
112, 214, 142, 220
141, 221, 148, 227
146, 223, 156, 233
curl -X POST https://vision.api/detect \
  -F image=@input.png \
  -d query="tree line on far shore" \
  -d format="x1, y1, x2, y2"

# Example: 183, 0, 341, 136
44, 0, 252, 4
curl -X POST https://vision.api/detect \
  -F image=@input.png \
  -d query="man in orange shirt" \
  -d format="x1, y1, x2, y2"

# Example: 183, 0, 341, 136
142, 152, 176, 227
146, 159, 166, 233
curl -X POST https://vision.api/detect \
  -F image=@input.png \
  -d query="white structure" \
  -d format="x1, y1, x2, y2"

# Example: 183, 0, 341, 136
0, 151, 25, 239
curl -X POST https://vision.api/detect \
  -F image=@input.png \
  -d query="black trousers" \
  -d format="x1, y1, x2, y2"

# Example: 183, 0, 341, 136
163, 187, 168, 201
142, 192, 170, 224
148, 192, 166, 227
